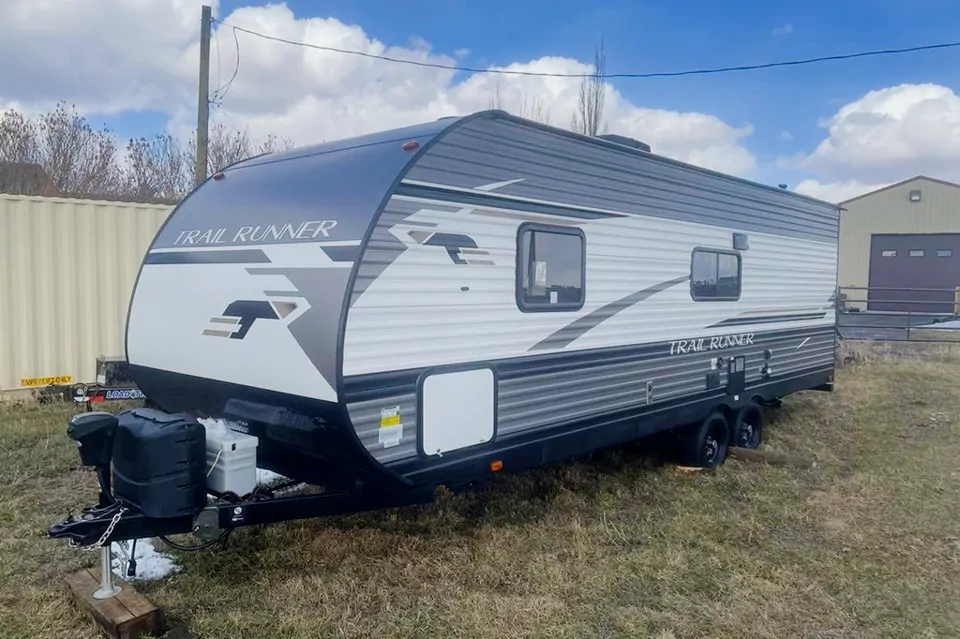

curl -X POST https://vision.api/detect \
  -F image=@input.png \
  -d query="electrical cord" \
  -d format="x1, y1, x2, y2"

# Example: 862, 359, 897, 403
158, 528, 233, 552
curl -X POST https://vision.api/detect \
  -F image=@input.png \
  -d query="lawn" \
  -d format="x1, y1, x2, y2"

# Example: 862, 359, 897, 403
2, 343, 959, 638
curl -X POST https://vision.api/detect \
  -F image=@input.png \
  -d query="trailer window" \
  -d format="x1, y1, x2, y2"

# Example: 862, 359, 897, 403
516, 224, 585, 311
691, 248, 741, 301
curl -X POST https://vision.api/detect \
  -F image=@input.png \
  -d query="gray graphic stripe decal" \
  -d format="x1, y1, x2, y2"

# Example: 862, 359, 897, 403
145, 249, 270, 265
320, 245, 361, 262
529, 275, 690, 351
707, 311, 828, 328
394, 183, 625, 221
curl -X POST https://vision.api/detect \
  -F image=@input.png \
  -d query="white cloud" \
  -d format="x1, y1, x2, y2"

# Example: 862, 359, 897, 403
779, 130, 794, 141
793, 179, 889, 204
772, 24, 794, 37
1, 0, 213, 115
0, 1, 758, 177
782, 83, 960, 201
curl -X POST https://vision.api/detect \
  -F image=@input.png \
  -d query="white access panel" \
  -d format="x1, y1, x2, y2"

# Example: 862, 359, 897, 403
421, 367, 496, 456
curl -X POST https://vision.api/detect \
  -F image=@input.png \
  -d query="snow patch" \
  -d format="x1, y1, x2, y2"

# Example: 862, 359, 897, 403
111, 538, 179, 581
257, 468, 287, 486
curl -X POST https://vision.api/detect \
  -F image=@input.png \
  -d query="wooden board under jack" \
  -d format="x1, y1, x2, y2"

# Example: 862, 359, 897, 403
63, 566, 163, 639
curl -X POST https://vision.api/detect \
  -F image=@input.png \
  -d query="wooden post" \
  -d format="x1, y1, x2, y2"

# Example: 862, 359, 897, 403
63, 566, 162, 639
195, 4, 213, 186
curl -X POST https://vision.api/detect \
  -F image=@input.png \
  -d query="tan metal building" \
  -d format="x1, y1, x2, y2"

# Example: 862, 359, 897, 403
0, 194, 172, 393
838, 176, 960, 313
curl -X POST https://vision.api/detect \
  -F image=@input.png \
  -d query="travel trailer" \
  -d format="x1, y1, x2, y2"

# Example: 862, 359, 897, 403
50, 109, 839, 558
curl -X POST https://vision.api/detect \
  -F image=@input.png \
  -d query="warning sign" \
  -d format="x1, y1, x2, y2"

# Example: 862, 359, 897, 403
379, 405, 403, 448
20, 375, 73, 387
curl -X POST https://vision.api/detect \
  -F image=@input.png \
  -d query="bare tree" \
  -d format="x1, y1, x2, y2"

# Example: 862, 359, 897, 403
486, 81, 551, 124
488, 80, 504, 110
0, 109, 39, 164
0, 109, 47, 195
256, 132, 295, 155
518, 93, 551, 124
0, 103, 295, 201
571, 38, 607, 136
35, 102, 123, 198
124, 133, 190, 203
186, 121, 295, 179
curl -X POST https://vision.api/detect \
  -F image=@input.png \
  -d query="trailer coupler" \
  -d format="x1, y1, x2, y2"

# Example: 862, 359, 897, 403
49, 501, 194, 548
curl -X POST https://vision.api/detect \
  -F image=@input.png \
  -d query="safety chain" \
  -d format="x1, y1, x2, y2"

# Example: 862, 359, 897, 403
68, 506, 127, 551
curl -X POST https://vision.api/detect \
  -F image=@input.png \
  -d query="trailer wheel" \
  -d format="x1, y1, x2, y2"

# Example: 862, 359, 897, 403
732, 402, 763, 449
681, 412, 730, 469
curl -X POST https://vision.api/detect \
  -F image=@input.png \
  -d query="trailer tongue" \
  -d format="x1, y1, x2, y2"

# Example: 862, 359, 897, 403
49, 408, 436, 549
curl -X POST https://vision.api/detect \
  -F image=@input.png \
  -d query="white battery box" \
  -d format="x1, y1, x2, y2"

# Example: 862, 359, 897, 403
204, 427, 259, 497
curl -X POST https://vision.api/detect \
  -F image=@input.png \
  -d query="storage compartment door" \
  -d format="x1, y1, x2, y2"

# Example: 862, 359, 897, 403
420, 367, 496, 456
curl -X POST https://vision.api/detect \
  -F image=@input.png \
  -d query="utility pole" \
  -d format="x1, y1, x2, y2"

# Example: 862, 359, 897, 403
195, 4, 212, 186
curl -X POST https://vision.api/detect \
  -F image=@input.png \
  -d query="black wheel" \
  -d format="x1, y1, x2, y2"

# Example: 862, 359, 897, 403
680, 412, 730, 469
732, 402, 763, 449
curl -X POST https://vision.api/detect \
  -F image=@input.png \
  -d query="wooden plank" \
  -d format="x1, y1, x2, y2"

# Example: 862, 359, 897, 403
674, 465, 708, 474
63, 565, 163, 639
727, 446, 816, 469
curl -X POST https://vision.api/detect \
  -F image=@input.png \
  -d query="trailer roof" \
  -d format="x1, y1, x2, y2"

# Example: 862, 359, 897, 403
225, 110, 837, 212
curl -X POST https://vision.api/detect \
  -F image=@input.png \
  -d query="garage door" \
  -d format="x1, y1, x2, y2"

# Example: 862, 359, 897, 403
868, 233, 960, 313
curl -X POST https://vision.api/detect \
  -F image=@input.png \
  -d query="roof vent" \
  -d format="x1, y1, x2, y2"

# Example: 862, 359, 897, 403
597, 133, 651, 153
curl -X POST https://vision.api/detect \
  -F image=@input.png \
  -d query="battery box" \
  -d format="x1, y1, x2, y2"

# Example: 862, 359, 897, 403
204, 427, 259, 497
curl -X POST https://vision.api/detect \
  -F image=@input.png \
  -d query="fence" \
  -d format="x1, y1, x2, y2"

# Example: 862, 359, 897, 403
837, 285, 960, 342
0, 194, 172, 393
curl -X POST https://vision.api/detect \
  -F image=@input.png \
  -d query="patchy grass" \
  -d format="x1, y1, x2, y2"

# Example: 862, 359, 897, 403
2, 348, 960, 638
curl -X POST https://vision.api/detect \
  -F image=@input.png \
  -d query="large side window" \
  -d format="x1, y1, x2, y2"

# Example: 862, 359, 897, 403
516, 223, 585, 311
691, 248, 741, 301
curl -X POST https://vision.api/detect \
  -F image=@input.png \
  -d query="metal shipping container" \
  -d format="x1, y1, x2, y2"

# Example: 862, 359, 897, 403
0, 194, 171, 392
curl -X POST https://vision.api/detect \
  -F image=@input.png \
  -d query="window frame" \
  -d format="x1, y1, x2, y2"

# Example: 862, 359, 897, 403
936, 249, 953, 258
881, 250, 897, 258
908, 249, 925, 258
689, 246, 743, 302
515, 222, 587, 313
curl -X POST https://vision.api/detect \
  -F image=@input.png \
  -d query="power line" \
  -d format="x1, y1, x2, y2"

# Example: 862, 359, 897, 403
210, 26, 240, 108
212, 18, 960, 79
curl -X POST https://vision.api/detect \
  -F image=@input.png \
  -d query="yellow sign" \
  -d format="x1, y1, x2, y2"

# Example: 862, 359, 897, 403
20, 375, 73, 387
380, 407, 401, 427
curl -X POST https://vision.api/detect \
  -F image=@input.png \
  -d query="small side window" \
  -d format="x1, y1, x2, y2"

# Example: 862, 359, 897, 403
936, 249, 953, 258
691, 248, 741, 301
909, 249, 925, 257
881, 250, 897, 257
516, 224, 585, 312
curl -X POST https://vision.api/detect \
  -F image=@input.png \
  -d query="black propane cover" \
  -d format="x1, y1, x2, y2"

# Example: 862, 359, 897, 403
112, 407, 207, 519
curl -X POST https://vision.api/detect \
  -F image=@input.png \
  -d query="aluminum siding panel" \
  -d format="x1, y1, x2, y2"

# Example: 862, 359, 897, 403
346, 326, 835, 464
405, 116, 838, 242
0, 194, 171, 392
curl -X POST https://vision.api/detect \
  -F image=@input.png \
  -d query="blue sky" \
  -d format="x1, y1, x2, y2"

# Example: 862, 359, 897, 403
5, 0, 960, 202
212, 0, 960, 191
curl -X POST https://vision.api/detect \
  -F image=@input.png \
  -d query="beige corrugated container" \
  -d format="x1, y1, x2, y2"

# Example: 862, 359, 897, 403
0, 194, 172, 392
838, 176, 960, 310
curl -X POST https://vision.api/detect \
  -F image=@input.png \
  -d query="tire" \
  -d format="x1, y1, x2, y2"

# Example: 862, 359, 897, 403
731, 402, 763, 449
680, 411, 730, 469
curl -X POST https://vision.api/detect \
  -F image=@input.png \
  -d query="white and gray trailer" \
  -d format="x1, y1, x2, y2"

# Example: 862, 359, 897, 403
50, 110, 839, 550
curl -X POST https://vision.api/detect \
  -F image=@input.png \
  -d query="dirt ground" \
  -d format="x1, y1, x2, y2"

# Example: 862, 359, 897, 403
2, 343, 959, 638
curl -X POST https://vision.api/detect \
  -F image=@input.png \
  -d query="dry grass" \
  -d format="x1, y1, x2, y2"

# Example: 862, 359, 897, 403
2, 347, 960, 638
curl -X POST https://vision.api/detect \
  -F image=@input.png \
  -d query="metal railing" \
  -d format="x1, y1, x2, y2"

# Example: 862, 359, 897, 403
836, 285, 960, 342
